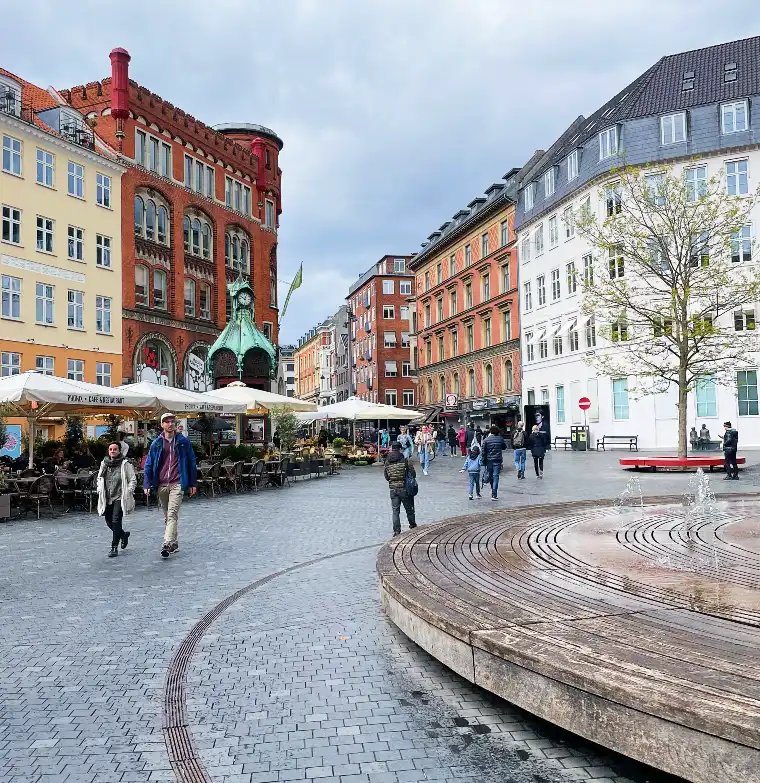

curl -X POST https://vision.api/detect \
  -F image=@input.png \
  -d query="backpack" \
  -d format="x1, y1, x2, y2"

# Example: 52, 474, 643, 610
513, 429, 525, 447
404, 461, 419, 496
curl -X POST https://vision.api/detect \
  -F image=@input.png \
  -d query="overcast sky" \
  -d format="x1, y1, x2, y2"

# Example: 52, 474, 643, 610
5, 1, 760, 343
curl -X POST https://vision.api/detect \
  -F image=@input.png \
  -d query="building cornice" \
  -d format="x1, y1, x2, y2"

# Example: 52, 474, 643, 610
418, 339, 520, 374
124, 308, 221, 337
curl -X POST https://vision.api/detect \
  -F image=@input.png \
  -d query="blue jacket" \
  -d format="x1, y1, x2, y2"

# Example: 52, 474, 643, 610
143, 432, 197, 491
462, 454, 483, 473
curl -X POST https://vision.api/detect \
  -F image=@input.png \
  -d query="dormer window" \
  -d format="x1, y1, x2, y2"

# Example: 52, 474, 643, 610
682, 71, 695, 92
566, 150, 579, 181
722, 100, 749, 134
661, 112, 686, 145
725, 62, 738, 83
0, 76, 21, 118
599, 127, 618, 161
524, 183, 535, 210
544, 168, 555, 197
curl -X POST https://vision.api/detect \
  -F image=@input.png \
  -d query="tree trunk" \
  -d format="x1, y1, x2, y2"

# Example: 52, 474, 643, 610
677, 364, 688, 459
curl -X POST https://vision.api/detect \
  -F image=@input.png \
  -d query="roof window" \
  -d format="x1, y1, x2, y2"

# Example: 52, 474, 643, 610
725, 62, 737, 83
682, 71, 695, 92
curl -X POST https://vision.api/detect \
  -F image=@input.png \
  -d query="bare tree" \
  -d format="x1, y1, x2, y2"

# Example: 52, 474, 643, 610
574, 162, 760, 457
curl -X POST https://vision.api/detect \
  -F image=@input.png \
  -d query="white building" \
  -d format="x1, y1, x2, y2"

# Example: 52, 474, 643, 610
516, 36, 760, 449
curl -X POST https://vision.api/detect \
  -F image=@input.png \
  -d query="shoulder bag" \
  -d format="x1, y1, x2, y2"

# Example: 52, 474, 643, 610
404, 460, 419, 497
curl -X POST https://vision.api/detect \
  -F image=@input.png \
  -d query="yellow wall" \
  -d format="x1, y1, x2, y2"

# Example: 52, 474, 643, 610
0, 112, 125, 381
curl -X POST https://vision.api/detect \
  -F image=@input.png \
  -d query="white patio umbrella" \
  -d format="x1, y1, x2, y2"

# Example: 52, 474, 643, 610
0, 371, 160, 467
307, 397, 418, 421
116, 381, 247, 415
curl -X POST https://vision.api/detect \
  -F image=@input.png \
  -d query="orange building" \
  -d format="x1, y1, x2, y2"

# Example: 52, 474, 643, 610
411, 170, 522, 433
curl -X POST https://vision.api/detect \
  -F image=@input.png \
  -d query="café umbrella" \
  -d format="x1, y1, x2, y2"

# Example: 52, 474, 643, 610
116, 381, 247, 415
0, 371, 160, 468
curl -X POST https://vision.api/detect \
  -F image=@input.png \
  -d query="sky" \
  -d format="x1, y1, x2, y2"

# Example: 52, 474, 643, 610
4, 1, 760, 344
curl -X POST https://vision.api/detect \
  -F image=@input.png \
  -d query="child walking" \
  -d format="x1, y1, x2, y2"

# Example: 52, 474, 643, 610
460, 445, 483, 500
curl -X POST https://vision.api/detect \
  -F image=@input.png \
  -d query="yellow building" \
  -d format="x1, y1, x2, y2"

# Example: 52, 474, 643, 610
1, 69, 126, 440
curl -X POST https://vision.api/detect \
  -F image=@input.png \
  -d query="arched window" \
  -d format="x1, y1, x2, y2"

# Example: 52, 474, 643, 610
145, 199, 156, 241
135, 264, 148, 306
468, 368, 475, 397
183, 216, 191, 252
453, 372, 460, 396
232, 235, 239, 268
157, 206, 168, 244
224, 233, 230, 262
427, 378, 434, 402
485, 363, 493, 394
505, 360, 513, 391
183, 213, 213, 258
439, 375, 445, 401
241, 240, 249, 272
134, 195, 144, 235
225, 228, 251, 273
191, 219, 201, 256
201, 223, 211, 259
153, 269, 167, 310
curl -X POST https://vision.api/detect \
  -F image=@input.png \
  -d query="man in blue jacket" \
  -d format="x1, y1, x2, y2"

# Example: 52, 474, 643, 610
143, 412, 197, 558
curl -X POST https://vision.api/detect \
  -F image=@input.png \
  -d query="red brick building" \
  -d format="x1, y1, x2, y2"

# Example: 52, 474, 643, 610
347, 256, 415, 408
59, 48, 283, 390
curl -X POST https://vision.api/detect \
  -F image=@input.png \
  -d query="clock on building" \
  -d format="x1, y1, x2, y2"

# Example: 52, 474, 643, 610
237, 290, 252, 308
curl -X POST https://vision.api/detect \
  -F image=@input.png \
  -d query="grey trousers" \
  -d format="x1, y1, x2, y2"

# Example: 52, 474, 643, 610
390, 488, 415, 534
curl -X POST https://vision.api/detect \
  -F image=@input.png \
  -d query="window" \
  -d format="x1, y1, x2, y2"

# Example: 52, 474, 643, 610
737, 370, 758, 416
402, 360, 411, 377
466, 323, 474, 352
544, 168, 555, 197
452, 372, 460, 396
585, 316, 596, 348
36, 356, 54, 375
608, 245, 624, 279
383, 305, 395, 319
523, 281, 532, 311
424, 303, 431, 328
243, 186, 251, 215
727, 159, 749, 196
482, 273, 490, 301
661, 112, 686, 145
205, 166, 215, 199
199, 283, 211, 320
612, 378, 629, 420
549, 215, 558, 247
501, 264, 511, 293
525, 333, 534, 362
36, 217, 54, 253
224, 176, 232, 207
67, 161, 84, 198
384, 330, 396, 348
521, 234, 530, 262
731, 226, 752, 263
734, 308, 756, 331
553, 331, 563, 355
95, 361, 112, 387
384, 360, 398, 378
436, 297, 443, 322
436, 263, 442, 284
400, 280, 411, 295
265, 199, 276, 228
194, 160, 204, 194
401, 331, 410, 347
611, 316, 628, 342
459, 282, 469, 310
505, 360, 513, 391
184, 279, 196, 317
2, 275, 21, 319
685, 166, 707, 202
483, 317, 492, 347
154, 269, 166, 309
645, 173, 666, 206
534, 224, 544, 255
36, 149, 54, 187
35, 283, 54, 325
135, 264, 148, 306
696, 374, 717, 417
566, 261, 577, 294
465, 244, 472, 266
161, 142, 171, 177
448, 255, 456, 277
563, 206, 575, 240
538, 333, 548, 359
653, 316, 673, 338
2, 135, 22, 175
394, 258, 406, 273
384, 389, 398, 406
2, 205, 21, 244
481, 233, 489, 257
403, 389, 414, 406
583, 253, 594, 287
567, 150, 579, 181
96, 173, 111, 208
135, 130, 146, 166
569, 324, 579, 352
556, 386, 565, 423
67, 290, 84, 329
451, 328, 459, 357
438, 335, 445, 360
67, 226, 84, 261
1, 352, 21, 377
96, 295, 111, 333
67, 359, 84, 382
400, 306, 410, 321
599, 127, 618, 160
485, 364, 493, 394
96, 234, 111, 268
382, 279, 394, 295
500, 220, 509, 247
551, 269, 560, 300
722, 101, 749, 134
605, 184, 622, 216
524, 183, 535, 210
468, 368, 475, 397
502, 310, 511, 341
537, 275, 546, 306
233, 180, 242, 211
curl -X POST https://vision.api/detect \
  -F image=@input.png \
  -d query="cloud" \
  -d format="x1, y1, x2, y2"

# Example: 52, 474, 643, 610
5, 0, 760, 344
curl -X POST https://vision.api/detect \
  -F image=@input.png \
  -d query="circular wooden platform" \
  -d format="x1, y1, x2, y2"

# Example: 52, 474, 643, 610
377, 496, 760, 783
619, 455, 746, 471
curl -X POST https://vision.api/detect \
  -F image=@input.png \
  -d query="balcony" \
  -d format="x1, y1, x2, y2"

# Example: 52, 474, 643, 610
60, 120, 95, 151
1, 89, 39, 126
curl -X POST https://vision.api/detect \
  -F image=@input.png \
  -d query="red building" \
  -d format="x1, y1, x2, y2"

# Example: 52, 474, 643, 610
347, 256, 415, 408
60, 48, 283, 390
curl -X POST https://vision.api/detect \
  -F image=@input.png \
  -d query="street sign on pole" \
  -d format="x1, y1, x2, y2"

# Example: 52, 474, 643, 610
578, 396, 591, 410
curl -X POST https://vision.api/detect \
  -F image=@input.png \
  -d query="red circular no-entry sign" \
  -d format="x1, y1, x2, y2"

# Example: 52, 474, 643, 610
578, 396, 591, 411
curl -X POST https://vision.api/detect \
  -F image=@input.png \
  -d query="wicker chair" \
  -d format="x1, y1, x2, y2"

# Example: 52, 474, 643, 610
279, 457, 291, 488
251, 459, 266, 492
54, 470, 77, 513
77, 473, 99, 513
24, 475, 56, 518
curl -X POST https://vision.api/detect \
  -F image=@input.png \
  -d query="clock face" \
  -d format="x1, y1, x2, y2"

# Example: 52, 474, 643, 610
237, 291, 252, 307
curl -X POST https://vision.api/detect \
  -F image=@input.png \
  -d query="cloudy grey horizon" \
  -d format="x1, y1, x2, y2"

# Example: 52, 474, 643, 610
5, 0, 760, 344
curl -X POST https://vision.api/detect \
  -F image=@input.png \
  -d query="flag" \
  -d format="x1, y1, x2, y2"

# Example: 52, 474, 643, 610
280, 263, 303, 320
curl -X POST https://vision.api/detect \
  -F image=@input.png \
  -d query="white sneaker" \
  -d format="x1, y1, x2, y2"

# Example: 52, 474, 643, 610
423, 470, 429, 476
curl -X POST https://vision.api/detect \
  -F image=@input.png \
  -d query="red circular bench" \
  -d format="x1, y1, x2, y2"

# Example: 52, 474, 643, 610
619, 455, 746, 471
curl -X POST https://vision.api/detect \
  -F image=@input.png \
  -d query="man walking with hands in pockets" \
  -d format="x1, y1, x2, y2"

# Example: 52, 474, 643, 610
143, 412, 197, 558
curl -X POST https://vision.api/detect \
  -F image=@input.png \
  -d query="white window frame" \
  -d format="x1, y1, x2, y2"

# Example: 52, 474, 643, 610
67, 225, 84, 261
563, 206, 575, 240
36, 148, 54, 187
599, 126, 618, 161
96, 295, 111, 334
399, 280, 411, 296
37, 216, 54, 254
550, 268, 561, 301
135, 129, 146, 166
67, 289, 84, 330
731, 225, 753, 263
2, 205, 21, 245
566, 261, 577, 295
67, 358, 84, 382
205, 166, 214, 199
160, 142, 171, 177
612, 377, 630, 420
1, 351, 21, 377
524, 183, 535, 210
35, 282, 54, 325
96, 173, 111, 208
382, 279, 394, 295
726, 159, 749, 197
184, 278, 196, 318
660, 112, 686, 145
537, 275, 546, 307
534, 224, 544, 256
67, 161, 84, 198
525, 332, 534, 362
548, 215, 558, 247
566, 149, 579, 181
2, 134, 22, 176
265, 198, 276, 228
1, 274, 21, 319
96, 234, 111, 268
96, 361, 112, 387
685, 165, 707, 202
523, 281, 532, 312
721, 100, 749, 134
556, 385, 566, 424
383, 305, 395, 319
36, 356, 54, 375
153, 269, 167, 310
225, 176, 233, 206
402, 389, 414, 406
544, 168, 555, 197
199, 283, 211, 320
385, 389, 398, 406
384, 330, 396, 348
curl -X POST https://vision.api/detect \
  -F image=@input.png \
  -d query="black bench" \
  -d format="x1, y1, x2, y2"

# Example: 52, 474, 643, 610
553, 436, 572, 450
597, 435, 638, 451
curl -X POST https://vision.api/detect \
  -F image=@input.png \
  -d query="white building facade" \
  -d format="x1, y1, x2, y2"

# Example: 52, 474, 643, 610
516, 37, 760, 449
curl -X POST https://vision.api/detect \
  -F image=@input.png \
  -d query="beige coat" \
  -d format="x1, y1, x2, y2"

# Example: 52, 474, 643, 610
97, 459, 137, 517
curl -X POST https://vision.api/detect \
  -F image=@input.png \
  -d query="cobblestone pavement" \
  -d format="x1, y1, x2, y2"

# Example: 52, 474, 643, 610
3, 448, 749, 783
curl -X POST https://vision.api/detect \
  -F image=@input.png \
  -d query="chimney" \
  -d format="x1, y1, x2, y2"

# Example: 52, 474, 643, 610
109, 47, 131, 150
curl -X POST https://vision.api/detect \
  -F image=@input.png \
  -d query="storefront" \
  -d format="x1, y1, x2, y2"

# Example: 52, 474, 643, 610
458, 395, 521, 434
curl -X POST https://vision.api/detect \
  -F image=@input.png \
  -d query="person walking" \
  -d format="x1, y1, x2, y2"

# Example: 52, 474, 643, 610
512, 421, 527, 479
722, 421, 739, 480
481, 425, 507, 500
97, 442, 137, 558
143, 412, 198, 558
456, 425, 467, 456
447, 425, 458, 457
415, 426, 431, 476
465, 424, 476, 452
460, 444, 483, 500
436, 426, 447, 456
529, 424, 547, 479
397, 425, 414, 459
384, 442, 417, 537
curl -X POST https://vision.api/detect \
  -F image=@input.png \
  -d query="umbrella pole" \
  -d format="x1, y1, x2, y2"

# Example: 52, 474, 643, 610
235, 414, 241, 446
28, 417, 35, 469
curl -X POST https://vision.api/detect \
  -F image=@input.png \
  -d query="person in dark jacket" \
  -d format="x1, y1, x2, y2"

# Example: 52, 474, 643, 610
481, 425, 507, 500
529, 424, 547, 478
383, 442, 417, 537
722, 421, 739, 480
447, 426, 458, 457
465, 425, 476, 450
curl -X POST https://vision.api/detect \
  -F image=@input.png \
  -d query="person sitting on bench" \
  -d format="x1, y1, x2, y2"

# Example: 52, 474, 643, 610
698, 424, 710, 450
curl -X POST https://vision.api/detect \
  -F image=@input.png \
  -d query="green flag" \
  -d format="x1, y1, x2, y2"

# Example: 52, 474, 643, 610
280, 263, 303, 320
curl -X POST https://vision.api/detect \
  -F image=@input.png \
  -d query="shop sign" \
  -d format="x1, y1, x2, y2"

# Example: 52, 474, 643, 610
472, 399, 487, 410
445, 393, 458, 408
